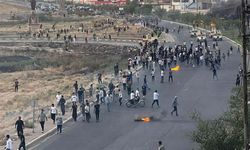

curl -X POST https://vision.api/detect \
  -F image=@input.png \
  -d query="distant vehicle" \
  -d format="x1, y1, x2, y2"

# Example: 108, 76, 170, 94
212, 30, 223, 41
190, 29, 198, 37
208, 31, 216, 38
196, 31, 206, 42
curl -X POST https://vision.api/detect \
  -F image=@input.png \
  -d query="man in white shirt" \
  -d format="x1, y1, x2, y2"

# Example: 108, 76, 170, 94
71, 93, 78, 103
130, 91, 135, 104
130, 91, 135, 100
99, 89, 104, 103
5, 135, 12, 150
160, 70, 164, 83
56, 92, 62, 106
152, 90, 160, 108
135, 88, 140, 103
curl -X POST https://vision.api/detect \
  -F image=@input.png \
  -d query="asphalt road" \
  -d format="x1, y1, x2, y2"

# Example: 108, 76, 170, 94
32, 21, 241, 150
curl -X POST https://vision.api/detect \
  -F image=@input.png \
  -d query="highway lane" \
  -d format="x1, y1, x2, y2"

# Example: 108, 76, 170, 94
32, 20, 241, 150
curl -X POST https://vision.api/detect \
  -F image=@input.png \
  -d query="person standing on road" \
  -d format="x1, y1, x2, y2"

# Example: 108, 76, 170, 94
38, 109, 47, 133
152, 90, 160, 108
5, 135, 12, 150
18, 132, 26, 150
171, 96, 179, 116
56, 113, 63, 134
72, 102, 77, 122
158, 141, 165, 150
59, 95, 66, 116
15, 116, 24, 139
85, 102, 91, 123
50, 104, 57, 124
94, 101, 100, 122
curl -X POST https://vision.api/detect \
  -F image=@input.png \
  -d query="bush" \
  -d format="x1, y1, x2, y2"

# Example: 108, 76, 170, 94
24, 120, 35, 129
192, 88, 244, 150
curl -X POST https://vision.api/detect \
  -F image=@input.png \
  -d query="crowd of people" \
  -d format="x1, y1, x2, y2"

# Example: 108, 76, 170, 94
5, 17, 241, 150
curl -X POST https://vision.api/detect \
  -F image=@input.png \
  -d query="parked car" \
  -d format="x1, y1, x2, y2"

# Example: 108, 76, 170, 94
190, 29, 199, 37
212, 31, 223, 41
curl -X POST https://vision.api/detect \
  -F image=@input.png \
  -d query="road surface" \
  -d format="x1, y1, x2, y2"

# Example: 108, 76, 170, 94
31, 20, 241, 150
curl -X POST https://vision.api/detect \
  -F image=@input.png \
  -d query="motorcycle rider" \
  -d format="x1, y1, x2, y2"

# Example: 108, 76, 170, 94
135, 88, 140, 103
130, 90, 135, 104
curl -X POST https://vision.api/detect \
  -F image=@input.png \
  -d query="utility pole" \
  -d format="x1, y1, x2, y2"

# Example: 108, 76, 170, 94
32, 100, 36, 133
242, 0, 250, 149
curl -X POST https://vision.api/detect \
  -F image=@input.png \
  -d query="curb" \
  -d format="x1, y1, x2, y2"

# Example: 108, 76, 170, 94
26, 57, 142, 149
26, 115, 74, 149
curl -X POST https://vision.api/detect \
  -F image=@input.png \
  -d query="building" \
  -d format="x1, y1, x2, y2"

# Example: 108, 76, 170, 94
69, 0, 127, 5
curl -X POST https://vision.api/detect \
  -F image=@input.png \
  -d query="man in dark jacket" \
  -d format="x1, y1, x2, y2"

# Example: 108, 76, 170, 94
18, 132, 26, 150
94, 102, 100, 122
15, 116, 24, 138
59, 96, 66, 115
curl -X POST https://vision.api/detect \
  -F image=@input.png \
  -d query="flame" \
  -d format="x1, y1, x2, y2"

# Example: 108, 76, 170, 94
171, 65, 180, 71
141, 117, 151, 122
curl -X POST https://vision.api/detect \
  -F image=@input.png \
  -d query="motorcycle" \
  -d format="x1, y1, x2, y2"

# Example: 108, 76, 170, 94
125, 96, 145, 108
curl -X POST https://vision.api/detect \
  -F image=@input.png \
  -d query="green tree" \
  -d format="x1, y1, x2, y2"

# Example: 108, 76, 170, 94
153, 7, 167, 19
124, 0, 139, 14
192, 88, 244, 150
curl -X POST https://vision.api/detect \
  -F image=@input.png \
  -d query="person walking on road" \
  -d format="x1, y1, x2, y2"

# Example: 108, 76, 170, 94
50, 104, 57, 124
55, 92, 62, 106
171, 96, 179, 116
168, 68, 173, 83
105, 94, 112, 112
59, 95, 66, 116
151, 69, 155, 81
94, 101, 100, 122
80, 101, 85, 121
72, 102, 77, 122
15, 116, 24, 139
85, 102, 91, 123
236, 74, 241, 86
152, 90, 160, 108
5, 135, 12, 150
160, 70, 164, 83
135, 71, 140, 83
38, 109, 47, 133
142, 84, 147, 97
56, 113, 63, 134
71, 92, 78, 103
213, 68, 218, 80
78, 85, 85, 104
18, 132, 26, 150
158, 141, 165, 150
